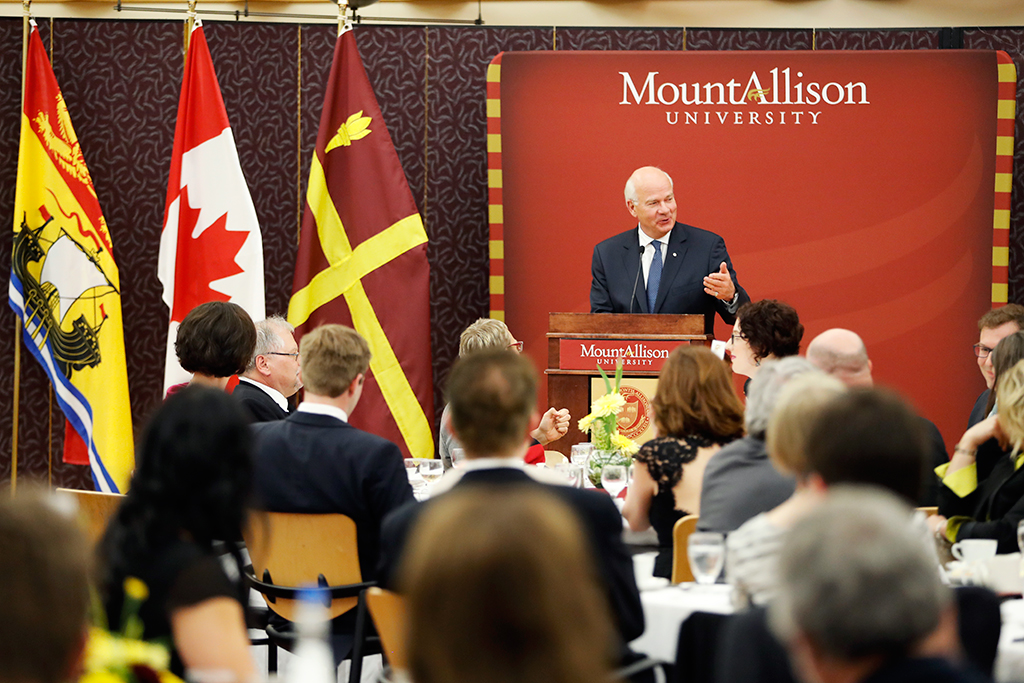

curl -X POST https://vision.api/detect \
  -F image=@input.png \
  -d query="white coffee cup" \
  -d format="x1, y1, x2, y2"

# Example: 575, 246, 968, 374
951, 538, 998, 563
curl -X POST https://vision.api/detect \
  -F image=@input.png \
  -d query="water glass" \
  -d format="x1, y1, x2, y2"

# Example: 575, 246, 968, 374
570, 443, 594, 468
602, 464, 627, 498
1017, 519, 1024, 554
687, 532, 725, 585
555, 462, 581, 487
419, 459, 443, 483
451, 447, 466, 468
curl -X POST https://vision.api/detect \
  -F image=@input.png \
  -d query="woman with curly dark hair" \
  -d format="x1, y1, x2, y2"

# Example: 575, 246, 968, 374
99, 387, 257, 680
623, 346, 745, 578
725, 299, 804, 385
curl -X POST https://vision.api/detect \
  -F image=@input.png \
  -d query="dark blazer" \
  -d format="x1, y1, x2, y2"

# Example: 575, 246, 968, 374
590, 222, 749, 332
939, 444, 1024, 553
377, 467, 645, 645
918, 417, 949, 508
233, 380, 289, 423
251, 411, 415, 581
969, 389, 991, 428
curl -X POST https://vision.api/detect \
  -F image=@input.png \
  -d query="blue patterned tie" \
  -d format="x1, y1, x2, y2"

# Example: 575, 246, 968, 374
647, 240, 662, 313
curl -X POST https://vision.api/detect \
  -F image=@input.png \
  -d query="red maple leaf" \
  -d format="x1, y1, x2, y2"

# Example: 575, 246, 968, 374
170, 184, 249, 321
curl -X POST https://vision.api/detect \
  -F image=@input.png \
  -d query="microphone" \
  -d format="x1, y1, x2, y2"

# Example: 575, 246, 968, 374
629, 244, 648, 314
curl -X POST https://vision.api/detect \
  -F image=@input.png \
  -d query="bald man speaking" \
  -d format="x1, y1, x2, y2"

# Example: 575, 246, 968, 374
590, 166, 750, 332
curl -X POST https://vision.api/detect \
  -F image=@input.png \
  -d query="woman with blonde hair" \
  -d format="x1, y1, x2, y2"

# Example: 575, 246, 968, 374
933, 357, 1024, 552
622, 345, 745, 578
400, 487, 615, 683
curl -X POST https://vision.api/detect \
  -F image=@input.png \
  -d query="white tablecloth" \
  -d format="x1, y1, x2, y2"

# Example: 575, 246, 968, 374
629, 582, 734, 661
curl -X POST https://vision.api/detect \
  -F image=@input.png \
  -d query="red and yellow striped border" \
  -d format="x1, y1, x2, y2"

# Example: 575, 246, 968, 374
486, 53, 505, 321
993, 52, 1017, 307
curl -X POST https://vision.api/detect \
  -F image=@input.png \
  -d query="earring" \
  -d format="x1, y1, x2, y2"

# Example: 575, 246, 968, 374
755, 359, 760, 367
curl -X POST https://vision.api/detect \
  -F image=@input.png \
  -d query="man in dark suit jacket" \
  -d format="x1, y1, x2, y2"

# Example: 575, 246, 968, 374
251, 323, 414, 583
378, 350, 645, 649
233, 316, 303, 423
590, 166, 749, 332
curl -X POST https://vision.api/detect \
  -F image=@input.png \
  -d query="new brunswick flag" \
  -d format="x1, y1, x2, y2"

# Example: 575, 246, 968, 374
9, 21, 134, 492
289, 26, 433, 459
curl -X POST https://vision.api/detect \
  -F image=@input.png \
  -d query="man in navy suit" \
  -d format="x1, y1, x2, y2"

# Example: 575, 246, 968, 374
378, 350, 644, 651
590, 166, 749, 332
251, 324, 414, 583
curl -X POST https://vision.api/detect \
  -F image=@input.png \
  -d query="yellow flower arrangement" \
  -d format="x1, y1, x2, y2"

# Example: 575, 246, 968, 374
577, 358, 638, 486
84, 578, 185, 683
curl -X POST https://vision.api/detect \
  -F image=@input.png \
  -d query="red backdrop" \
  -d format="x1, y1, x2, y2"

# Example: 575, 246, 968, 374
493, 50, 1008, 450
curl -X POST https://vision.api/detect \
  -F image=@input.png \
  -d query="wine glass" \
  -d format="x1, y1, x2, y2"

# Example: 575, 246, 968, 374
451, 448, 466, 468
420, 459, 443, 484
404, 458, 420, 480
571, 443, 594, 488
687, 532, 726, 585
1017, 519, 1024, 554
602, 464, 627, 498
555, 462, 581, 488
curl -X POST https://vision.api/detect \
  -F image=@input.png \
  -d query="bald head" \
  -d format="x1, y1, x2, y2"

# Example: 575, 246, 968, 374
624, 166, 677, 240
806, 328, 873, 388
624, 166, 673, 203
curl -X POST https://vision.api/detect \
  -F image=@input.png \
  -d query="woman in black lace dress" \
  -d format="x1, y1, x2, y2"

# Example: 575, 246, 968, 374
623, 346, 744, 578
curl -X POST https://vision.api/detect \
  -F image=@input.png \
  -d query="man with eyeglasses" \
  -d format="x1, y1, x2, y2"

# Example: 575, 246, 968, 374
233, 316, 303, 422
969, 305, 1024, 428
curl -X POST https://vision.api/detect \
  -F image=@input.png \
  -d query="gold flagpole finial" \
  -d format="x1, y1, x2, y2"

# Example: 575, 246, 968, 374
22, 0, 30, 17
184, 0, 197, 52
338, 0, 350, 36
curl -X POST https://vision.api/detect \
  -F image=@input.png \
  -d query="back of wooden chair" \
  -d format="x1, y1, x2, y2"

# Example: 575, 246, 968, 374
244, 512, 363, 621
671, 514, 700, 584
55, 488, 123, 545
544, 450, 567, 466
366, 587, 409, 672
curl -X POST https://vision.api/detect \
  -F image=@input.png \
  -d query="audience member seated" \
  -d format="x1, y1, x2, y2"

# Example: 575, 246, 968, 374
969, 305, 1024, 428
623, 345, 744, 578
100, 387, 257, 679
378, 350, 645, 653
1, 490, 91, 683
251, 324, 413, 584
769, 487, 987, 683
726, 373, 846, 607
439, 318, 569, 467
933, 355, 1024, 553
727, 384, 930, 608
805, 327, 949, 506
725, 299, 803, 389
400, 488, 616, 683
234, 316, 303, 422
697, 357, 817, 533
167, 301, 257, 397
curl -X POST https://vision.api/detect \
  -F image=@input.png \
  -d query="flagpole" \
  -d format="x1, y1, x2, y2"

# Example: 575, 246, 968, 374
185, 0, 196, 54
338, 0, 347, 36
12, 0, 31, 498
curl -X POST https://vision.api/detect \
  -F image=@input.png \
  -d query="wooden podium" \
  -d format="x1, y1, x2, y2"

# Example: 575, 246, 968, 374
546, 313, 711, 455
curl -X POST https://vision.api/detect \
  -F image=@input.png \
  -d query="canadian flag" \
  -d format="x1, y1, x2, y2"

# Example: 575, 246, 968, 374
158, 19, 264, 391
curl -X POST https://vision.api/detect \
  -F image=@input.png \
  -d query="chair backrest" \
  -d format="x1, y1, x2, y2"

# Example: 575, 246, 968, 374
544, 450, 567, 466
55, 488, 124, 545
243, 512, 363, 621
671, 514, 700, 584
366, 587, 409, 672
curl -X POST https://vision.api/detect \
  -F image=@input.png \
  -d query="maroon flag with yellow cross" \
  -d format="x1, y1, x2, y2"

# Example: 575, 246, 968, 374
289, 26, 433, 459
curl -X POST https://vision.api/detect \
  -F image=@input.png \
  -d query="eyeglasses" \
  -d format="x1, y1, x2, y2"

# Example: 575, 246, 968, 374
730, 333, 746, 343
508, 341, 524, 352
266, 351, 300, 359
973, 344, 994, 359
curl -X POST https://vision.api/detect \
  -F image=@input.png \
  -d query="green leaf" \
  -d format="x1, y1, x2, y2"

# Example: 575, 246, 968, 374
597, 363, 612, 395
